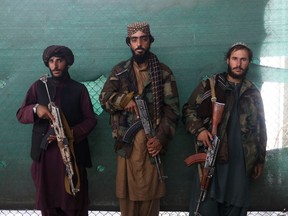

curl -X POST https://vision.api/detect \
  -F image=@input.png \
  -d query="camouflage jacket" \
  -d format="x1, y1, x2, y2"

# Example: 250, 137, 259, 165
182, 72, 267, 176
99, 56, 180, 157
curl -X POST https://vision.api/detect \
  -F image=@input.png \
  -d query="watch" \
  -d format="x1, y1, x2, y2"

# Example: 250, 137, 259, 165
33, 104, 39, 114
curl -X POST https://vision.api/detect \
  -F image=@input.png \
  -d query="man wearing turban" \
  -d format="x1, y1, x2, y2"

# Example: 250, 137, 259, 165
99, 22, 180, 216
16, 45, 97, 216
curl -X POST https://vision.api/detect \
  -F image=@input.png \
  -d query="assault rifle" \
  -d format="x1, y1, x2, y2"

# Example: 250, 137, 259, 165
123, 95, 167, 182
193, 135, 220, 216
184, 101, 225, 216
40, 74, 80, 196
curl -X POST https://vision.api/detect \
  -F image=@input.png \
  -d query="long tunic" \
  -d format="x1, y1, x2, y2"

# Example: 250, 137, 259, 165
210, 83, 250, 207
16, 74, 97, 212
116, 62, 165, 200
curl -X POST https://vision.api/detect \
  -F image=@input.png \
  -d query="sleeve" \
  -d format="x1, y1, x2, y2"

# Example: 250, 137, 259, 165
256, 92, 267, 164
71, 85, 97, 143
155, 67, 180, 150
99, 70, 132, 114
16, 81, 39, 124
182, 80, 208, 137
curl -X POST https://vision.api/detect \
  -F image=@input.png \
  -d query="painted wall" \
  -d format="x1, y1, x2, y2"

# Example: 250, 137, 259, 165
0, 0, 287, 211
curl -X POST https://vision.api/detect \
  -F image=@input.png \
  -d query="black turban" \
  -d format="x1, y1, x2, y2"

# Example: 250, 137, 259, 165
42, 45, 74, 67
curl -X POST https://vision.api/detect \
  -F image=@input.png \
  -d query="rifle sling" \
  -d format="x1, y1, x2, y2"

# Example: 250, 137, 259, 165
59, 110, 81, 196
209, 77, 216, 102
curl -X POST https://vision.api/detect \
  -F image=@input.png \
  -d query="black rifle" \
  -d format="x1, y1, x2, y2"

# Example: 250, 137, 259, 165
123, 95, 167, 182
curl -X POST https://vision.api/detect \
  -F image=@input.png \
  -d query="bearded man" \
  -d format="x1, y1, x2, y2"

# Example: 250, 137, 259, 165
182, 43, 267, 216
16, 45, 97, 216
99, 22, 180, 216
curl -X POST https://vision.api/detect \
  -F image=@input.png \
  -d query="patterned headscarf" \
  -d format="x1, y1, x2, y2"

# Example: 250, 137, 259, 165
42, 45, 74, 67
127, 22, 151, 37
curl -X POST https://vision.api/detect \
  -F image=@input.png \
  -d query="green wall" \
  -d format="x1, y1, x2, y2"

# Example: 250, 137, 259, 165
0, 0, 288, 211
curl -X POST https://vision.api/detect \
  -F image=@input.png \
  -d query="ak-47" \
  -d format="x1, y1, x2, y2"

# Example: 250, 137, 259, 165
184, 101, 225, 216
40, 74, 80, 196
123, 95, 167, 182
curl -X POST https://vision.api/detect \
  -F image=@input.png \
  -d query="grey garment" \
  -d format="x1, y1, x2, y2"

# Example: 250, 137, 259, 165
188, 165, 249, 216
210, 83, 251, 207
189, 83, 251, 216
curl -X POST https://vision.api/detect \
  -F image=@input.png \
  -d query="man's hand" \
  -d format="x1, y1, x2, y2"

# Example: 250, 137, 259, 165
146, 137, 162, 157
47, 134, 57, 143
124, 100, 139, 118
35, 105, 54, 121
197, 129, 213, 149
252, 163, 264, 180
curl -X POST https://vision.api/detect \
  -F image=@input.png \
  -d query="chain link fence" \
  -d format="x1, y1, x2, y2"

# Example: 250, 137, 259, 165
0, 210, 287, 216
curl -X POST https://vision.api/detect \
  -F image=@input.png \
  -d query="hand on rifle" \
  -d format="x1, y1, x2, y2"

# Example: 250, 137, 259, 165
124, 100, 140, 118
35, 105, 54, 121
146, 137, 162, 157
35, 105, 56, 143
197, 129, 213, 149
47, 134, 57, 144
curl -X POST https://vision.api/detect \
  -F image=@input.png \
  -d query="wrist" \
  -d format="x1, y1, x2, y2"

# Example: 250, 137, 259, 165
33, 103, 39, 114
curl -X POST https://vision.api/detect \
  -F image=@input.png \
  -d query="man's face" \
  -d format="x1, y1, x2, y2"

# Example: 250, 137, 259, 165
226, 49, 250, 82
48, 56, 68, 78
129, 31, 151, 63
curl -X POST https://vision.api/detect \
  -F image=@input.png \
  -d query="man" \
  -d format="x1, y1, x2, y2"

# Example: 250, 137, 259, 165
182, 42, 267, 216
16, 45, 97, 216
99, 22, 180, 216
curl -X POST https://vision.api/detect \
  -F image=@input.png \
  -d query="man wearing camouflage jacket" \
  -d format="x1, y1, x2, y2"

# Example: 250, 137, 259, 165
99, 22, 180, 216
182, 43, 267, 216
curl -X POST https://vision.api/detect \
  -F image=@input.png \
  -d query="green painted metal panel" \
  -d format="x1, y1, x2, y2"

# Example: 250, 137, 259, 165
0, 0, 288, 211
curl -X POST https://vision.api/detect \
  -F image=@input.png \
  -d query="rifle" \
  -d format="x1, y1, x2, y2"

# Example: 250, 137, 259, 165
40, 74, 80, 196
123, 95, 167, 182
184, 101, 225, 216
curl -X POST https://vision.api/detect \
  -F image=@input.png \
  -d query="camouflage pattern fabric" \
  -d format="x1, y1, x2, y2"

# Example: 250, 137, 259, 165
182, 72, 267, 176
99, 54, 180, 157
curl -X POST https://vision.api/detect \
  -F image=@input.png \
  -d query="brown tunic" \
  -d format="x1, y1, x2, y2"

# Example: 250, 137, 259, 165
115, 62, 166, 201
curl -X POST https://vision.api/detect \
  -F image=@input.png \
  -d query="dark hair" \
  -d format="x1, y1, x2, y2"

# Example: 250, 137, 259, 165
125, 35, 155, 46
225, 44, 253, 62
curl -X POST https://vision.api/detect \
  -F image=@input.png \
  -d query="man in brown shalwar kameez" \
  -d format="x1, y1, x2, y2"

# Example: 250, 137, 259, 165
99, 22, 180, 216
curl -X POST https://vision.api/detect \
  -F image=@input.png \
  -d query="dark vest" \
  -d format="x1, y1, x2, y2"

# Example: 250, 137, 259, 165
31, 77, 92, 168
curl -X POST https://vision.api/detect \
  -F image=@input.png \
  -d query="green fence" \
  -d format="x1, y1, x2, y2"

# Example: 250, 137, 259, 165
0, 0, 288, 213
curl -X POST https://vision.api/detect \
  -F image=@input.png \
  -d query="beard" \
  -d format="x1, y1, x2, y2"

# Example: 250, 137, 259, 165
227, 64, 249, 80
131, 47, 150, 64
50, 67, 69, 80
